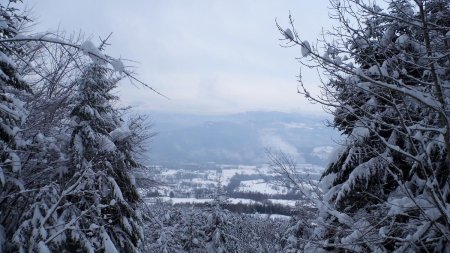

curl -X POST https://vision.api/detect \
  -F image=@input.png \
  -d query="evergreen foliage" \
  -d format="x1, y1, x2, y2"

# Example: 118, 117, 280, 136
141, 203, 287, 253
280, 0, 450, 251
0, 1, 31, 251
0, 1, 148, 252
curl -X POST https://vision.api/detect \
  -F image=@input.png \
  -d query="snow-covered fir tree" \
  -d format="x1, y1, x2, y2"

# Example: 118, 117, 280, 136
281, 0, 450, 252
203, 181, 238, 253
0, 1, 162, 251
62, 63, 142, 252
0, 1, 31, 250
13, 63, 144, 252
178, 207, 207, 252
144, 205, 205, 253
142, 201, 288, 253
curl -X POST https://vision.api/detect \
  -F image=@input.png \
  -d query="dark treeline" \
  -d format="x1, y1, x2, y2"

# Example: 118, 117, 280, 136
171, 201, 295, 217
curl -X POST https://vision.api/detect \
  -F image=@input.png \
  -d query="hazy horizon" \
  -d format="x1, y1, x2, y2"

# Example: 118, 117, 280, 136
31, 0, 332, 115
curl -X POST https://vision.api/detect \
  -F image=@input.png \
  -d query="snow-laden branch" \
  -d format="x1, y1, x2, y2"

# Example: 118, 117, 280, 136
0, 33, 168, 99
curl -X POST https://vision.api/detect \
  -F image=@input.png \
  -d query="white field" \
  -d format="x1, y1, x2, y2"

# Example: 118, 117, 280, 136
268, 199, 298, 207
236, 179, 288, 195
249, 213, 291, 220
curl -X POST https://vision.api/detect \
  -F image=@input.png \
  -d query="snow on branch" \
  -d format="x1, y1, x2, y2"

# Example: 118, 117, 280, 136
0, 33, 168, 98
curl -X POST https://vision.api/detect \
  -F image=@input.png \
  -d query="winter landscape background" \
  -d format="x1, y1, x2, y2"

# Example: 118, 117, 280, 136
1, 0, 449, 252
149, 111, 338, 167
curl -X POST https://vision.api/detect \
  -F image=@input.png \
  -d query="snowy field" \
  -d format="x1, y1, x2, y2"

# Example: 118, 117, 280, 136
139, 164, 322, 216
236, 179, 289, 195
249, 213, 291, 220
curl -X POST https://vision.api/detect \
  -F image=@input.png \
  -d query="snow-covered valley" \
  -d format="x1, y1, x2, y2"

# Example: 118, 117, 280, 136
136, 164, 322, 217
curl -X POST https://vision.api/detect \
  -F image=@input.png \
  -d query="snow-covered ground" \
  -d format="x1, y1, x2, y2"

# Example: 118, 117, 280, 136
220, 167, 260, 185
236, 179, 288, 195
160, 169, 179, 176
268, 199, 299, 207
249, 213, 291, 220
139, 164, 322, 216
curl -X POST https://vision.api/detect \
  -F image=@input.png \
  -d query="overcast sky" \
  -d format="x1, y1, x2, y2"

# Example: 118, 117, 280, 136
30, 1, 331, 115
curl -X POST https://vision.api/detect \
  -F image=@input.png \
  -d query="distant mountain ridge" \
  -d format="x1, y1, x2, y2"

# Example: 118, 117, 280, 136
146, 111, 340, 168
